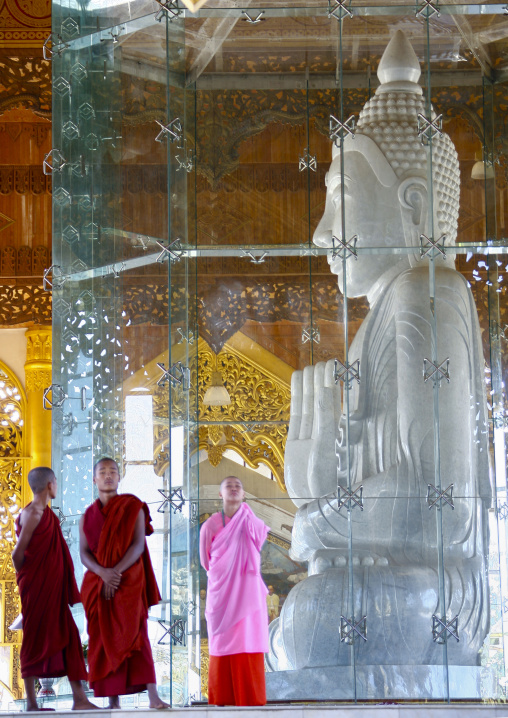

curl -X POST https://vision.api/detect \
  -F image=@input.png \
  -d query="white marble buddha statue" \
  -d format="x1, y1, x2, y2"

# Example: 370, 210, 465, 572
267, 31, 492, 692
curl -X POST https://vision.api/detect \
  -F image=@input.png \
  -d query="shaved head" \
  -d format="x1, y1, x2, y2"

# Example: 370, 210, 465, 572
220, 475, 243, 490
93, 457, 119, 477
28, 467, 55, 494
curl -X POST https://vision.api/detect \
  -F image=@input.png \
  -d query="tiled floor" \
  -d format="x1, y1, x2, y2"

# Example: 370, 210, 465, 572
8, 706, 508, 718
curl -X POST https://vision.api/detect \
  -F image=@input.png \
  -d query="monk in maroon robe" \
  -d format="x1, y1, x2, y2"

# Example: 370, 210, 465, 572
79, 457, 168, 709
12, 466, 97, 711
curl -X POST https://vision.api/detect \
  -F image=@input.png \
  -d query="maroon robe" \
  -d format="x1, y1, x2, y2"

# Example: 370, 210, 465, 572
81, 494, 160, 697
16, 505, 87, 681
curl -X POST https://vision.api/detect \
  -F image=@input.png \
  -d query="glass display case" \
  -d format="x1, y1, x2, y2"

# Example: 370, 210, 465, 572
49, 0, 508, 705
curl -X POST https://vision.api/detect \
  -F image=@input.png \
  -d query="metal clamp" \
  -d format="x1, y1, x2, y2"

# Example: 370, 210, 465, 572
242, 10, 264, 23
299, 148, 317, 172
333, 359, 360, 388
427, 483, 454, 510
155, 0, 181, 22
332, 234, 358, 261
158, 487, 185, 513
340, 615, 367, 643
420, 233, 446, 260
157, 361, 190, 390
432, 615, 458, 643
156, 238, 183, 263
416, 0, 440, 19
155, 117, 183, 144
157, 619, 186, 646
328, 0, 353, 21
302, 327, 320, 345
43, 265, 67, 291
329, 114, 356, 145
242, 250, 268, 264
417, 113, 443, 145
43, 384, 67, 410
423, 357, 450, 385
42, 33, 69, 60
338, 485, 363, 512
43, 149, 67, 175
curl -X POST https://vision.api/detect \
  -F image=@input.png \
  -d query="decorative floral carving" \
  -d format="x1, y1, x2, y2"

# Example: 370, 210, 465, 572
0, 166, 50, 195
0, 284, 51, 325
0, 58, 51, 117
153, 344, 290, 490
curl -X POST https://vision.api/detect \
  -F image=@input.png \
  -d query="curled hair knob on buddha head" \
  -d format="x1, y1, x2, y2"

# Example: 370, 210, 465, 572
332, 29, 460, 250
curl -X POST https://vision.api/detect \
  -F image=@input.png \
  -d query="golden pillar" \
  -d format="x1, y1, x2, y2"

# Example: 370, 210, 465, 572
24, 327, 52, 495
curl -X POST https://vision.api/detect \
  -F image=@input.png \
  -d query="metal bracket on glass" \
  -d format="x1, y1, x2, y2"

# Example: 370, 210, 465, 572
177, 327, 195, 344
417, 113, 443, 146
497, 502, 508, 520
329, 114, 356, 145
420, 233, 446, 260
191, 500, 199, 522
490, 320, 508, 342
108, 262, 126, 278
154, 0, 181, 22
43, 149, 67, 175
242, 250, 268, 264
185, 600, 197, 616
338, 485, 363, 512
432, 615, 459, 643
427, 483, 454, 510
302, 327, 320, 344
340, 615, 367, 643
157, 619, 186, 646
416, 0, 440, 19
299, 148, 317, 172
62, 412, 78, 437
52, 506, 66, 525
332, 234, 358, 261
43, 384, 67, 410
42, 33, 69, 60
100, 25, 124, 43
155, 117, 182, 144
158, 487, 185, 513
333, 359, 360, 389
328, 0, 353, 21
156, 238, 183, 263
157, 361, 190, 390
484, 150, 499, 168
175, 141, 194, 172
423, 357, 450, 385
504, 4, 508, 14
43, 265, 67, 291
101, 129, 122, 148
241, 10, 264, 23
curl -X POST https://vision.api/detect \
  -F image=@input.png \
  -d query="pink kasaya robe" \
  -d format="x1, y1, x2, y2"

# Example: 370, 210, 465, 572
200, 503, 269, 657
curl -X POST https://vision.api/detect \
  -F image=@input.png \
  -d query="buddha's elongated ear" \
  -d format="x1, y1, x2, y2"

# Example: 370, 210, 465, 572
398, 177, 428, 265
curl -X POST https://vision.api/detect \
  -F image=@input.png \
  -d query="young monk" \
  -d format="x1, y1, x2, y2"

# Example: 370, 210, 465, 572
12, 466, 97, 712
79, 457, 169, 709
199, 476, 270, 706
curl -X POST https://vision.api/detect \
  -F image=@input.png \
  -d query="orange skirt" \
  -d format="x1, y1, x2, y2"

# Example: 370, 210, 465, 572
208, 653, 266, 706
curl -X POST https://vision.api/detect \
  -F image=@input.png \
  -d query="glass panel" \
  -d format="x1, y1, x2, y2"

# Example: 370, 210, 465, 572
50, 0, 508, 707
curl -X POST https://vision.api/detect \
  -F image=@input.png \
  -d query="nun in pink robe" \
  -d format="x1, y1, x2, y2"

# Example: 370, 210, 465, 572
200, 501, 269, 705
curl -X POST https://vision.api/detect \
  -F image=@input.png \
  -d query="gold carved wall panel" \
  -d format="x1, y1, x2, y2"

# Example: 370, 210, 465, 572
0, 363, 25, 701
149, 337, 291, 491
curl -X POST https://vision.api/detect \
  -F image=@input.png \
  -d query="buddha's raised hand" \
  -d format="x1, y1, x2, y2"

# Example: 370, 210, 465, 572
284, 360, 342, 507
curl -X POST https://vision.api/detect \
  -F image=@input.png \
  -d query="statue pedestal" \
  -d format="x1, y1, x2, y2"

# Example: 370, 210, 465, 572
266, 665, 497, 701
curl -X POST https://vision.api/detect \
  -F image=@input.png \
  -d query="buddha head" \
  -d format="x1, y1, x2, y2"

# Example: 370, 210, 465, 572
313, 30, 460, 299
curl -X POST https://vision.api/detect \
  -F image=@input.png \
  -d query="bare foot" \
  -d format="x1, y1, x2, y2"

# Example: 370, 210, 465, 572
108, 697, 120, 709
149, 699, 170, 710
72, 699, 100, 711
